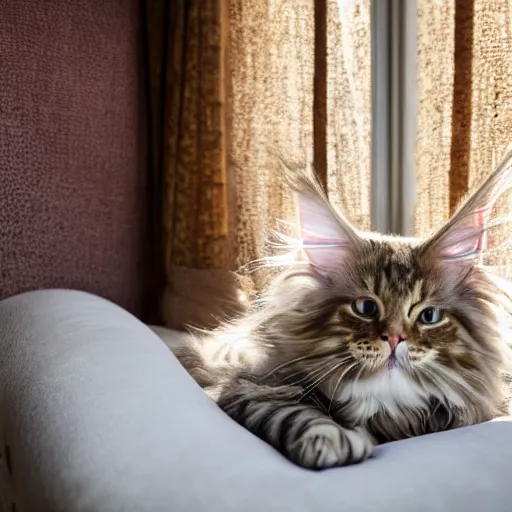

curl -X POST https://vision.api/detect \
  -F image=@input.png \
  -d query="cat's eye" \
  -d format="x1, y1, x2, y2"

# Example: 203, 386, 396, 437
352, 298, 379, 318
418, 307, 444, 325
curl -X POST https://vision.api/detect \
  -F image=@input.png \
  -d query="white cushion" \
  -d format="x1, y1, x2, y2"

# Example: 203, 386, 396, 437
0, 290, 511, 511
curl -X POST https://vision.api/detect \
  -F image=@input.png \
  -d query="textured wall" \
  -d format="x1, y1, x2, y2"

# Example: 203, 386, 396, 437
0, 0, 149, 317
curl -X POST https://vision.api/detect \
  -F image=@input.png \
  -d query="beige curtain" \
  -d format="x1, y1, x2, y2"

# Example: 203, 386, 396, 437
146, 0, 371, 329
415, 0, 512, 235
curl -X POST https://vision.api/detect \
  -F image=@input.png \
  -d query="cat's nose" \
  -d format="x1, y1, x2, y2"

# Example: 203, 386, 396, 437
380, 333, 404, 350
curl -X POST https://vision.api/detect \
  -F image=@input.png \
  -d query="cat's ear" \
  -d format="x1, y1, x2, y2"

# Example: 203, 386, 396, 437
290, 171, 360, 270
422, 150, 512, 264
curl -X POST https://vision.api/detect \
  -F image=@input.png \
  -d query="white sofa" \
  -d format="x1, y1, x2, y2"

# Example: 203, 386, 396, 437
1, 289, 512, 511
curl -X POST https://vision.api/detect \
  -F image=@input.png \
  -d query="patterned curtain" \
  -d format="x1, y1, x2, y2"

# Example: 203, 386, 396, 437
415, 0, 512, 235
144, 0, 371, 329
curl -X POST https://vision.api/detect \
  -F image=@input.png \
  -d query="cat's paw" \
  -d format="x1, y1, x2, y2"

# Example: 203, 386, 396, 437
291, 422, 374, 470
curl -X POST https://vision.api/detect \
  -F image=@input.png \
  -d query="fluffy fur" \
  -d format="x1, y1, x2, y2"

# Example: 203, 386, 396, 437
171, 151, 512, 470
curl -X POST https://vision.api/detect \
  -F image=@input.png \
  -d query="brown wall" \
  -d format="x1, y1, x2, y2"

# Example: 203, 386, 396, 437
0, 0, 151, 318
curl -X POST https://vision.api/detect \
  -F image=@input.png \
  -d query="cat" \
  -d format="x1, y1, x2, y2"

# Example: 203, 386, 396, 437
169, 153, 512, 470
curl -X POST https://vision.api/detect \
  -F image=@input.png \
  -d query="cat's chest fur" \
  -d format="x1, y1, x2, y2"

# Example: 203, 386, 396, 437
325, 369, 432, 421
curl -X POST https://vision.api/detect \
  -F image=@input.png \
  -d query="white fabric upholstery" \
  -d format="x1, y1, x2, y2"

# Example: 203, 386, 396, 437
1, 290, 512, 511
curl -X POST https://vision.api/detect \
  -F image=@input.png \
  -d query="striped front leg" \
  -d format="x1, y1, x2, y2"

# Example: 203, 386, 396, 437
216, 378, 375, 470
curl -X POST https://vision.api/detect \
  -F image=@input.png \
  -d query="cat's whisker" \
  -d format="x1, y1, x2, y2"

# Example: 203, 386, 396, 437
261, 350, 347, 380
280, 359, 327, 383
351, 364, 366, 394
328, 362, 358, 415
299, 361, 346, 400
298, 367, 336, 398
282, 357, 352, 386
283, 360, 336, 387
259, 354, 323, 380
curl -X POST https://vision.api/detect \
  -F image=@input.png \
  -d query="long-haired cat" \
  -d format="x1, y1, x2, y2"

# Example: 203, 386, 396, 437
169, 153, 512, 470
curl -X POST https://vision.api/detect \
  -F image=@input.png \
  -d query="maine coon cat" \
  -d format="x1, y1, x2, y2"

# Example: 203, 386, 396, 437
171, 152, 512, 470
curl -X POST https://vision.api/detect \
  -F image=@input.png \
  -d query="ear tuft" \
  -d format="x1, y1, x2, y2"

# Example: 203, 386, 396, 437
281, 163, 359, 270
422, 149, 512, 264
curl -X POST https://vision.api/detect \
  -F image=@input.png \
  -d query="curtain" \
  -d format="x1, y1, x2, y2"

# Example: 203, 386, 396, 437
145, 0, 245, 329
145, 0, 371, 329
415, 0, 512, 236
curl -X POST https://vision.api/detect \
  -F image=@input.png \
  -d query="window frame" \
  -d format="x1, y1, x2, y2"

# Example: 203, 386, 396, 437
370, 0, 417, 236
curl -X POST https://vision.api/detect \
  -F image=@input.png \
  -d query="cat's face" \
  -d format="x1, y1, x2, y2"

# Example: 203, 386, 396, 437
268, 233, 503, 398
337, 236, 494, 379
